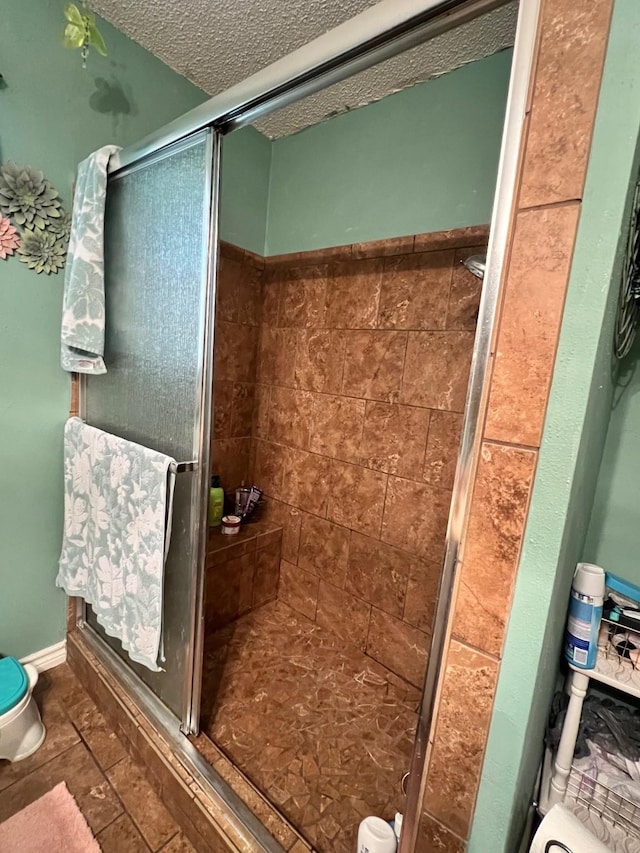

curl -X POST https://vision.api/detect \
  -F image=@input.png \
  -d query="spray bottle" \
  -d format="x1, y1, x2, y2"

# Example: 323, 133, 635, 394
564, 562, 605, 669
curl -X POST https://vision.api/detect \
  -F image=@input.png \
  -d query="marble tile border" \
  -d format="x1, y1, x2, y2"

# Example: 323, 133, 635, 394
262, 225, 489, 268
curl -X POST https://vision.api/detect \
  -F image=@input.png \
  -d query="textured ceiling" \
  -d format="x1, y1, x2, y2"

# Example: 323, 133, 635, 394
91, 0, 518, 137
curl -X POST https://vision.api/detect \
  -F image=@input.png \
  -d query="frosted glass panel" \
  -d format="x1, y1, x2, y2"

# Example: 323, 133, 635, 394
84, 131, 212, 720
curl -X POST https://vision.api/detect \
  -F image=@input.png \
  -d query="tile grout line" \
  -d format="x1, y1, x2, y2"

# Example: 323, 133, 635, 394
257, 375, 467, 415
448, 631, 501, 664
54, 685, 179, 850
95, 807, 153, 853
442, 251, 457, 330
518, 196, 582, 214
156, 830, 182, 852
397, 328, 411, 417
422, 808, 468, 845
256, 438, 457, 498
104, 755, 180, 852
85, 753, 131, 840
0, 737, 82, 796
418, 407, 434, 493
3, 703, 142, 844
482, 435, 540, 453
262, 495, 447, 573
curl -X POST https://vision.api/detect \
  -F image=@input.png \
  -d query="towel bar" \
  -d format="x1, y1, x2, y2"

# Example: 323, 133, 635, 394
75, 419, 197, 474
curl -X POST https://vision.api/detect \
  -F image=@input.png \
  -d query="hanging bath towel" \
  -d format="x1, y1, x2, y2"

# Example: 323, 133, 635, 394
57, 417, 176, 671
60, 144, 121, 375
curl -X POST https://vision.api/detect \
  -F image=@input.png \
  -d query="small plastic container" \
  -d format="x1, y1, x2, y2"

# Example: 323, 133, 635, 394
606, 572, 640, 609
603, 572, 640, 664
221, 515, 241, 535
357, 816, 397, 853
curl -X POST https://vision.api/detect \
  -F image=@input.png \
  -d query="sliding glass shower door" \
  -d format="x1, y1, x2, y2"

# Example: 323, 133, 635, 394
81, 128, 219, 732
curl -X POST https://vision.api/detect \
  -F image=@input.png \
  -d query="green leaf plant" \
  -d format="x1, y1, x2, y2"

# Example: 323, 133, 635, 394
63, 3, 107, 67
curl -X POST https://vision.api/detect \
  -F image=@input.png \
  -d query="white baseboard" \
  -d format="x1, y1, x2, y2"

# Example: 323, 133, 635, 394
20, 640, 67, 672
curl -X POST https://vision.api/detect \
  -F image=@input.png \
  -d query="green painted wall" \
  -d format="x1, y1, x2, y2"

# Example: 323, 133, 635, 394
469, 2, 640, 849
0, 0, 210, 658
221, 128, 271, 256
584, 337, 640, 583
264, 50, 512, 256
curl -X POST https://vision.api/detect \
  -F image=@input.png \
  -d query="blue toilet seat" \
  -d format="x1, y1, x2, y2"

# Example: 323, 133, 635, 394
0, 657, 29, 715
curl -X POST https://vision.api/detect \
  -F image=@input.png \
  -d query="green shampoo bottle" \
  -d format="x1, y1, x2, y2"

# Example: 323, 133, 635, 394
208, 475, 224, 527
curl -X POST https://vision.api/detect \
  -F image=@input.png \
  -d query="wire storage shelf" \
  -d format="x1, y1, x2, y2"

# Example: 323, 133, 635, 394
566, 764, 640, 841
554, 618, 640, 851
569, 617, 640, 700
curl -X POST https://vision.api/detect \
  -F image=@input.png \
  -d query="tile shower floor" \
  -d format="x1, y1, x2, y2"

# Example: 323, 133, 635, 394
200, 600, 420, 853
0, 663, 194, 853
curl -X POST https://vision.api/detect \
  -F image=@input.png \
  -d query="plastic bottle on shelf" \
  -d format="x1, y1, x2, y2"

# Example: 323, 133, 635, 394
208, 475, 224, 527
564, 562, 605, 669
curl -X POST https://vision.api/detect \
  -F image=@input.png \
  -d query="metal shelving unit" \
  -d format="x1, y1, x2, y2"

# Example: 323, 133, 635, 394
540, 625, 640, 851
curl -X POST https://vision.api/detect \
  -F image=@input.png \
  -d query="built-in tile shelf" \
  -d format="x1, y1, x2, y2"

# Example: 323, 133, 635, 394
205, 518, 283, 632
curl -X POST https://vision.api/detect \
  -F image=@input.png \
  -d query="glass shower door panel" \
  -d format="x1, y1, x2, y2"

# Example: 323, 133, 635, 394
84, 130, 214, 722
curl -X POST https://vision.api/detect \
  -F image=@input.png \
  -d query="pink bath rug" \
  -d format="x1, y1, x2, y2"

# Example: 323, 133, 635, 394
0, 781, 101, 852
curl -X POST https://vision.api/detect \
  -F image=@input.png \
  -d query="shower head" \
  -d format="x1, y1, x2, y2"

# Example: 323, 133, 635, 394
463, 254, 486, 280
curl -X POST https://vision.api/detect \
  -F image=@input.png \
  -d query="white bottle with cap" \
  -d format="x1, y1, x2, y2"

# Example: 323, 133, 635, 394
564, 562, 605, 669
357, 816, 397, 853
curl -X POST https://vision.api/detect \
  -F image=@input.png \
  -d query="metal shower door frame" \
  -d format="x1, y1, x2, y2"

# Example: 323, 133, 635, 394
76, 126, 221, 736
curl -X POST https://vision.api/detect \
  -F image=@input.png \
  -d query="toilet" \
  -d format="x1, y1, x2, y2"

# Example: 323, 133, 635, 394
0, 657, 46, 762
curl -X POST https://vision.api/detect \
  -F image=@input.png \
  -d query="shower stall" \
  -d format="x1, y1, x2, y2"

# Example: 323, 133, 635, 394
71, 0, 541, 850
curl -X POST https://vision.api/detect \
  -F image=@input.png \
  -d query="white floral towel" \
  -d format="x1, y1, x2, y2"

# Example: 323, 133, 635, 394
60, 144, 121, 375
57, 417, 176, 671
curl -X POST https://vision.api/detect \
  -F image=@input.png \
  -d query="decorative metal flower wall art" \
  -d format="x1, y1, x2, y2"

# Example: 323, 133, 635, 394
0, 216, 20, 259
48, 210, 72, 244
0, 162, 61, 230
0, 162, 70, 275
18, 228, 67, 275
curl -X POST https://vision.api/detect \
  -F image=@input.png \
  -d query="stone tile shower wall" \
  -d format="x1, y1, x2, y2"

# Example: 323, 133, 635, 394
210, 243, 263, 490
254, 227, 488, 688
